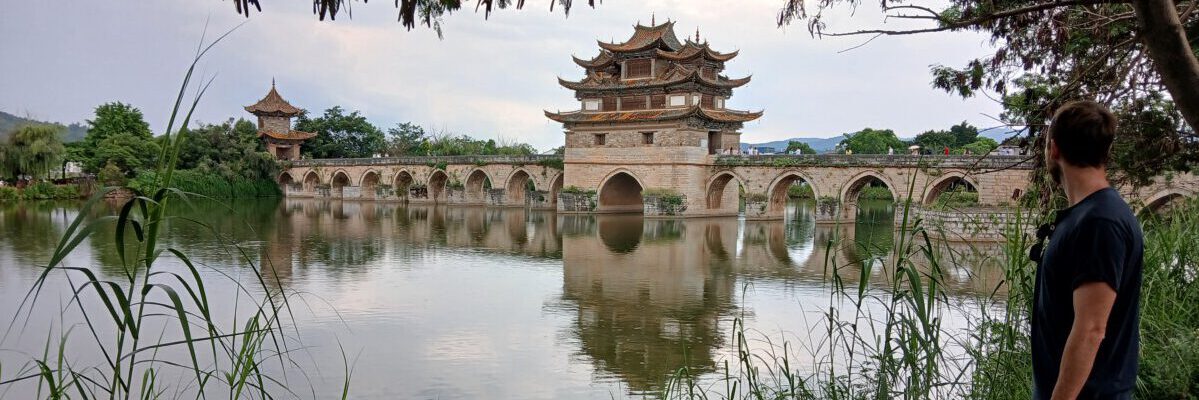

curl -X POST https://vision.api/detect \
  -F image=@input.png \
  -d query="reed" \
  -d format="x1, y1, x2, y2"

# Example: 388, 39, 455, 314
0, 26, 349, 399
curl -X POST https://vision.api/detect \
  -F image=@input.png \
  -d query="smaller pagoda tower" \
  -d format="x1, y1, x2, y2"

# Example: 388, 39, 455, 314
245, 82, 316, 161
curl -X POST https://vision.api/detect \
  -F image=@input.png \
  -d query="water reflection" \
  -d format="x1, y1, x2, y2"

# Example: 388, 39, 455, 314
0, 198, 1003, 399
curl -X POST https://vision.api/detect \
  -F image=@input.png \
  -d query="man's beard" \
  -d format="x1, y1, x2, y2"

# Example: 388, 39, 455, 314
1048, 160, 1063, 186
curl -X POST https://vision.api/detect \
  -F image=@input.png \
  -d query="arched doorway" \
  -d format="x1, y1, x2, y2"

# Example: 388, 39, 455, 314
705, 172, 742, 215
361, 171, 381, 199
394, 171, 414, 200
923, 175, 978, 207
598, 171, 644, 213
331, 171, 351, 198
1141, 190, 1188, 217
505, 169, 534, 206
841, 173, 895, 205
303, 171, 321, 194
465, 169, 492, 204
428, 170, 449, 203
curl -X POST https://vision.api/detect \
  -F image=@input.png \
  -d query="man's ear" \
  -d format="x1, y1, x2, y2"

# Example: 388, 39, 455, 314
1046, 138, 1059, 161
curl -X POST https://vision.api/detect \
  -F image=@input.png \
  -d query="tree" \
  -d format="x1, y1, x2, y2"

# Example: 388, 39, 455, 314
962, 137, 999, 155
786, 140, 817, 154
81, 103, 155, 173
838, 128, 905, 154
948, 121, 979, 148
385, 122, 427, 156
0, 125, 66, 179
778, 0, 1199, 187
912, 129, 956, 153
176, 118, 279, 181
93, 132, 160, 174
294, 107, 386, 159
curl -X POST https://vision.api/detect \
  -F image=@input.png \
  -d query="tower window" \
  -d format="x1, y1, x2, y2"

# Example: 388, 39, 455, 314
601, 97, 617, 112
621, 96, 647, 110
642, 132, 655, 145
650, 95, 666, 109
625, 59, 652, 79
594, 133, 607, 146
583, 99, 601, 111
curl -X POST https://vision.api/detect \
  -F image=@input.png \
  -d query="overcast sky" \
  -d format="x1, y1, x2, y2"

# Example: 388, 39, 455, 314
1, 0, 1004, 151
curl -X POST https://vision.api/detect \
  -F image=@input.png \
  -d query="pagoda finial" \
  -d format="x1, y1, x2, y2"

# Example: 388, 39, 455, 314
651, 13, 655, 26
271, 77, 276, 87
695, 27, 701, 42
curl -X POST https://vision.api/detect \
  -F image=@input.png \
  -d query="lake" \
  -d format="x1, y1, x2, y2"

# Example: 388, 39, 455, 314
0, 198, 1005, 399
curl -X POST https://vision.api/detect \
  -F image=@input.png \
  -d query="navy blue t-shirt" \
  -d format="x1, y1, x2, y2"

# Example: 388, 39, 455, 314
1032, 187, 1144, 399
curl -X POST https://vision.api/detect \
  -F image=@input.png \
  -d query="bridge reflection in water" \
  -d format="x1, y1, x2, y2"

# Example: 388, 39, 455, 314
261, 198, 1005, 394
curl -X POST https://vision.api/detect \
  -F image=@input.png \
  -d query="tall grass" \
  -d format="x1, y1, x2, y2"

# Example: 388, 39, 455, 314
0, 26, 349, 399
131, 169, 280, 199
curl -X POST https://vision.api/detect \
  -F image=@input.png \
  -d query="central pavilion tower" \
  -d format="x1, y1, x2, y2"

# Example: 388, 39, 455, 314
547, 21, 761, 216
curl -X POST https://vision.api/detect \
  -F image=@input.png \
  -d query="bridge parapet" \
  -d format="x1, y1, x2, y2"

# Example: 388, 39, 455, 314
714, 155, 1034, 171
291, 155, 563, 168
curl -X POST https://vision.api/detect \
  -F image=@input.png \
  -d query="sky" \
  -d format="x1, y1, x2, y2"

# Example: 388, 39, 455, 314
0, 0, 1005, 151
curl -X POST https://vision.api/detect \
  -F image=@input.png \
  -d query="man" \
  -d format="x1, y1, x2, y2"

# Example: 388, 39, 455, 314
1032, 100, 1144, 399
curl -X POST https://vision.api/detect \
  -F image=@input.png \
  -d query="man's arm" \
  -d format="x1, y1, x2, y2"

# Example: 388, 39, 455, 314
1051, 281, 1117, 400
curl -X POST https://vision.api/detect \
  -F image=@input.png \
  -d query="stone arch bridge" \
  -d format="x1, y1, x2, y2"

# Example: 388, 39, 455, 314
280, 154, 1197, 227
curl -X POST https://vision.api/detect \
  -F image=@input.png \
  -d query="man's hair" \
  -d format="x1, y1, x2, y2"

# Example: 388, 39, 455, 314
1047, 100, 1117, 167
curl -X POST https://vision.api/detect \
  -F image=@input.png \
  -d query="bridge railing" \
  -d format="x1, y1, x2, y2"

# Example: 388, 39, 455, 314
290, 154, 563, 167
714, 154, 1035, 170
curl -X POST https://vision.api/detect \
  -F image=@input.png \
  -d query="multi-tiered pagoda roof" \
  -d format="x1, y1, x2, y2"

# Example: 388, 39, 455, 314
245, 83, 316, 141
547, 21, 761, 129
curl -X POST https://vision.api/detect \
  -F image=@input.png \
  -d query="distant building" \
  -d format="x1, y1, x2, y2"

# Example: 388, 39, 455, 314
990, 144, 1022, 156
245, 82, 316, 161
753, 146, 776, 155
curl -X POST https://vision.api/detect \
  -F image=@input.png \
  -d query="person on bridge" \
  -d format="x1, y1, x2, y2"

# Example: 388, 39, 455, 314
943, 146, 950, 156
1029, 100, 1143, 400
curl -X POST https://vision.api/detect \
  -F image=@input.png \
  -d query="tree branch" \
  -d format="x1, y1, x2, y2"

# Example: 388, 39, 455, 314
812, 0, 1134, 37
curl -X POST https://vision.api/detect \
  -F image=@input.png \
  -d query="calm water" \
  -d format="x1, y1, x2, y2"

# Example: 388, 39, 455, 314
0, 198, 1004, 399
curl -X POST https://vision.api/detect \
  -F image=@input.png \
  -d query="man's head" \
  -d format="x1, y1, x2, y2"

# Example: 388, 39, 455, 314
1045, 101, 1117, 184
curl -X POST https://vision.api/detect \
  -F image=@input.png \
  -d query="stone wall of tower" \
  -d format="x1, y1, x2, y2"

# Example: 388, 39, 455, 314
260, 115, 291, 133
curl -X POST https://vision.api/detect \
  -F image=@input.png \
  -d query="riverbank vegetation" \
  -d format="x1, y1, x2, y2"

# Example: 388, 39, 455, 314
663, 186, 1199, 398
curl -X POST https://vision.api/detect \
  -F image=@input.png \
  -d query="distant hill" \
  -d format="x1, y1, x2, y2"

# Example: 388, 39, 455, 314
0, 110, 88, 142
741, 136, 843, 153
743, 127, 1027, 154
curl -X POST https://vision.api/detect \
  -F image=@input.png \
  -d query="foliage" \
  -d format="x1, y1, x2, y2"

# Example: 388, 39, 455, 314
962, 137, 999, 155
786, 140, 817, 155
933, 188, 980, 209
17, 181, 82, 200
295, 106, 387, 159
0, 186, 17, 201
837, 127, 905, 154
744, 192, 769, 202
537, 157, 564, 171
92, 132, 160, 175
97, 161, 126, 186
560, 185, 596, 196
859, 185, 894, 200
384, 122, 426, 156
230, 0, 593, 37
0, 124, 65, 179
176, 118, 279, 181
0, 111, 87, 143
788, 183, 814, 198
79, 102, 155, 173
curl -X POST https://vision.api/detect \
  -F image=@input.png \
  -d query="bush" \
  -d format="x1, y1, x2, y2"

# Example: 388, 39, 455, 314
22, 181, 57, 200
0, 186, 18, 202
131, 169, 281, 198
788, 184, 814, 198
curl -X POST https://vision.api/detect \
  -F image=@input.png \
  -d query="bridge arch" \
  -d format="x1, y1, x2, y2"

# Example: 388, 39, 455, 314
330, 170, 352, 198
277, 171, 296, 186
706, 171, 745, 211
1141, 189, 1191, 216
302, 170, 321, 193
427, 170, 449, 203
598, 169, 645, 213
393, 170, 415, 198
766, 170, 821, 213
465, 169, 493, 204
360, 170, 382, 199
547, 172, 564, 206
840, 171, 897, 203
505, 168, 536, 206
922, 173, 979, 206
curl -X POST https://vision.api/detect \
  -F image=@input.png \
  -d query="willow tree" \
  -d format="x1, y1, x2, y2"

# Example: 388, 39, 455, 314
777, 0, 1199, 190
1, 125, 66, 179
231, 0, 594, 36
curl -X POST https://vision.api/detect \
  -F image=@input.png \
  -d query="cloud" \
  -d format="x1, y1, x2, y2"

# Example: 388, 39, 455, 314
0, 0, 1003, 151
